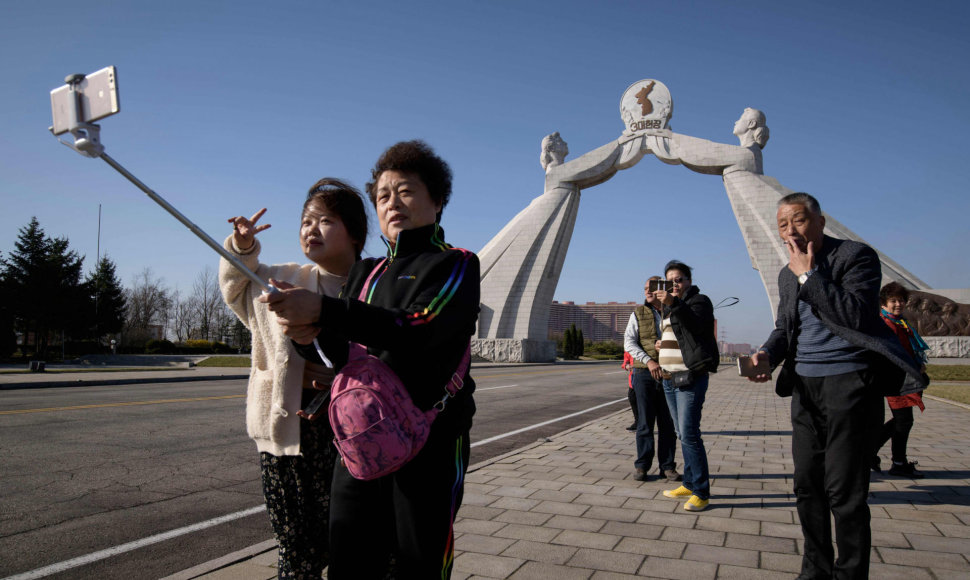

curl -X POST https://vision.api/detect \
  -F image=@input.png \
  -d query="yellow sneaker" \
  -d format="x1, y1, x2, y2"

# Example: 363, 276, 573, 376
684, 495, 710, 511
663, 485, 692, 498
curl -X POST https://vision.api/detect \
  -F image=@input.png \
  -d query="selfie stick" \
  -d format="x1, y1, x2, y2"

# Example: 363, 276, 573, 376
50, 71, 333, 368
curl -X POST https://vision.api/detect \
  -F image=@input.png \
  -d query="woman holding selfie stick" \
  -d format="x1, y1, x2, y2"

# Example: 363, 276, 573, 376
263, 141, 480, 579
219, 178, 368, 579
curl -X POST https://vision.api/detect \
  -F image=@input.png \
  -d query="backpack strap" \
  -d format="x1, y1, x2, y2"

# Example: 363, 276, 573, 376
432, 341, 472, 412
439, 248, 473, 404
434, 248, 474, 409
349, 253, 473, 411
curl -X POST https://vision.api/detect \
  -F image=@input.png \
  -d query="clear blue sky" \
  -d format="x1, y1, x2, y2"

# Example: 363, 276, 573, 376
2, 0, 968, 346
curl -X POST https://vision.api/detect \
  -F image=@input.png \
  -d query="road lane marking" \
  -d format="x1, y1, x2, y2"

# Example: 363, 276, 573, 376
471, 398, 625, 447
475, 384, 519, 391
0, 394, 245, 415
603, 370, 627, 375
1, 506, 265, 580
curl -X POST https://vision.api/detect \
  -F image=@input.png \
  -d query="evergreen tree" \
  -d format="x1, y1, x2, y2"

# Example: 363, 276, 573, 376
0, 251, 16, 357
1, 217, 89, 357
565, 323, 579, 359
229, 318, 252, 352
87, 255, 127, 342
577, 328, 585, 357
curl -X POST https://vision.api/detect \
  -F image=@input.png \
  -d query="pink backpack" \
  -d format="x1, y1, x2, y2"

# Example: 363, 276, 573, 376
328, 258, 471, 481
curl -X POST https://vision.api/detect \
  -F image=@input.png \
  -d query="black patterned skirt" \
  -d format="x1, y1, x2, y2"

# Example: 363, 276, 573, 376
259, 390, 336, 579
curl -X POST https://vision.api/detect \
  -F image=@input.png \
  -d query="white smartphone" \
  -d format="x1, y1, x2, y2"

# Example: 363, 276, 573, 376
50, 66, 120, 135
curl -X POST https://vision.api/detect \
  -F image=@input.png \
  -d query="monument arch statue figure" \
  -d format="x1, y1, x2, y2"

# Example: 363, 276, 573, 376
474, 80, 934, 362
640, 106, 928, 315
474, 82, 660, 362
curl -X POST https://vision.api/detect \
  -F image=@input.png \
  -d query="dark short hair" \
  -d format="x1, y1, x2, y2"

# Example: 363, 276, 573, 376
664, 260, 692, 280
778, 192, 821, 216
304, 177, 369, 259
879, 281, 910, 306
366, 140, 453, 220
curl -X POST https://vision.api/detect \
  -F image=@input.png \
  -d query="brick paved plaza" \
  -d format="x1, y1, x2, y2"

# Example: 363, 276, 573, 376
178, 368, 970, 579
450, 371, 970, 579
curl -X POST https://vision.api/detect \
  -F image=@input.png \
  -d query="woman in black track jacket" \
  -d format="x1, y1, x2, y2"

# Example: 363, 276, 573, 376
264, 140, 479, 580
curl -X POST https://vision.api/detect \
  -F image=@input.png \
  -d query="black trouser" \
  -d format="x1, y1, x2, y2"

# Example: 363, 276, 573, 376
632, 368, 676, 472
875, 405, 914, 462
627, 384, 638, 423
258, 393, 336, 580
327, 424, 470, 579
791, 369, 882, 580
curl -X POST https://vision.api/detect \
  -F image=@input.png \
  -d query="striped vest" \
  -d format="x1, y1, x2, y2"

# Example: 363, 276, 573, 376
659, 316, 688, 372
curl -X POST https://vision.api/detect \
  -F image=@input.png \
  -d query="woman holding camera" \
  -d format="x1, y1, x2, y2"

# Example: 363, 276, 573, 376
653, 260, 719, 512
263, 140, 480, 579
220, 178, 368, 578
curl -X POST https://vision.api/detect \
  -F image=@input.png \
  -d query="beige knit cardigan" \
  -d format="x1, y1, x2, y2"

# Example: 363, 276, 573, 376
218, 235, 346, 456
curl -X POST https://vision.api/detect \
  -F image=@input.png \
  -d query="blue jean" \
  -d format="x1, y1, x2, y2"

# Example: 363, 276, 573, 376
662, 373, 710, 500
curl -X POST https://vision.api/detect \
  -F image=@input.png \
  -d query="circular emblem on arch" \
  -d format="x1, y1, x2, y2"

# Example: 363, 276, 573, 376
620, 79, 673, 133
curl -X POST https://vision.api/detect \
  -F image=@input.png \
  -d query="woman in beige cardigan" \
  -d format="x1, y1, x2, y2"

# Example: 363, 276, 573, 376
219, 178, 367, 579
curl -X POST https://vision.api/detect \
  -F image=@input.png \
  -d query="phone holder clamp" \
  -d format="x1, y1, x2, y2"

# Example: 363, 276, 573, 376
49, 73, 105, 158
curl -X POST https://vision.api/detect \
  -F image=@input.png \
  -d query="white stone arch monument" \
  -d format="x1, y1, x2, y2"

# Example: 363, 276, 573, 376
473, 80, 930, 362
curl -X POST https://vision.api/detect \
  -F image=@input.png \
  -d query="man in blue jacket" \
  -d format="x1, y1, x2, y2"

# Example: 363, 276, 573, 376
749, 192, 926, 580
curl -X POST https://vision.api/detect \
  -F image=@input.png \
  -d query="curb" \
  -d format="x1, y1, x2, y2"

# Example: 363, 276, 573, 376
159, 540, 277, 580
924, 393, 970, 410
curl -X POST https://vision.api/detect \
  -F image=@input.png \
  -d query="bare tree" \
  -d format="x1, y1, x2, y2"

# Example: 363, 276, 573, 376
211, 301, 237, 344
123, 268, 172, 347
191, 266, 222, 341
170, 288, 197, 342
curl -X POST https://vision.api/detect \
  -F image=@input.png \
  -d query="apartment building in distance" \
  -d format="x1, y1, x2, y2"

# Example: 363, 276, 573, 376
719, 342, 754, 356
550, 300, 737, 350
548, 300, 639, 343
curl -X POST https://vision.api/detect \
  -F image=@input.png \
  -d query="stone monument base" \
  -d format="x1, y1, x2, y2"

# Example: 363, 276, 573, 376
925, 336, 970, 358
472, 339, 557, 363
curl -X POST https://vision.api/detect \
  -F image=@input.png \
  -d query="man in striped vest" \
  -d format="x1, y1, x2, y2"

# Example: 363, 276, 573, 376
623, 276, 679, 482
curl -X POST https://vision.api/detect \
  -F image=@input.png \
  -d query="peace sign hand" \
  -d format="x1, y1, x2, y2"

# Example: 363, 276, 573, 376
228, 208, 271, 251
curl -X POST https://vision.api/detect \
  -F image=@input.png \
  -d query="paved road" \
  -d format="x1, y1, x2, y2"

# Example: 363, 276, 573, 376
0, 361, 631, 579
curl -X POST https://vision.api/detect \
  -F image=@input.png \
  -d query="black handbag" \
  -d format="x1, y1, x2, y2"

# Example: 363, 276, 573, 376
670, 370, 693, 388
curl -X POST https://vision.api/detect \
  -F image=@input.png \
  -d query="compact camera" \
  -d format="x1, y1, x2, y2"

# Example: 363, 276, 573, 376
648, 279, 674, 293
